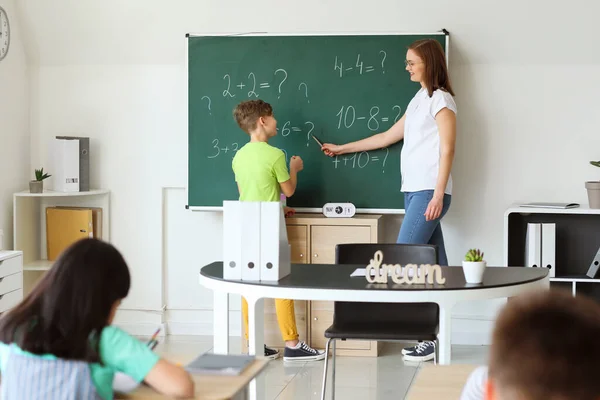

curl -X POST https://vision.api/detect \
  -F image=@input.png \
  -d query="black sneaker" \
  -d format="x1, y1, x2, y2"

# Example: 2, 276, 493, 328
401, 344, 417, 355
403, 341, 436, 362
264, 345, 280, 360
283, 341, 326, 362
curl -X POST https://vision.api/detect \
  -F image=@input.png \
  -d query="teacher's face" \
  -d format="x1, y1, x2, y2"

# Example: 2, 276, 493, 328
405, 49, 425, 83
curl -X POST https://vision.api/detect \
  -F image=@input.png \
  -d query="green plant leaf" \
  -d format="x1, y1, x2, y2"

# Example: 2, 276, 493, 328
591, 161, 600, 168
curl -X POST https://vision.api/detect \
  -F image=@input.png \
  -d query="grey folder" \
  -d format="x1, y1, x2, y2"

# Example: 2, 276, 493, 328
184, 352, 255, 375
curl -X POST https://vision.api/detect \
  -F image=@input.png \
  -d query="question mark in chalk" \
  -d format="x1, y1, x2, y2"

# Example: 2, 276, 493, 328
298, 82, 310, 103
275, 69, 288, 99
379, 50, 387, 74
201, 95, 211, 115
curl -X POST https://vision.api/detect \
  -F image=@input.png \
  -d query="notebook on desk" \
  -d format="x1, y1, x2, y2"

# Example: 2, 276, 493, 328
519, 202, 580, 209
185, 352, 255, 376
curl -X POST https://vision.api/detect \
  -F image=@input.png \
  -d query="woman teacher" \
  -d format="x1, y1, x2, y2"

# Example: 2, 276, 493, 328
322, 39, 457, 362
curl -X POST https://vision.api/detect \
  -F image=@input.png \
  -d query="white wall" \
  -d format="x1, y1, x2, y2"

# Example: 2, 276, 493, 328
17, 0, 600, 343
0, 0, 29, 250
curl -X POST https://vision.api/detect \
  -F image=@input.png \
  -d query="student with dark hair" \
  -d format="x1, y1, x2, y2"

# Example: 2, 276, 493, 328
0, 238, 194, 400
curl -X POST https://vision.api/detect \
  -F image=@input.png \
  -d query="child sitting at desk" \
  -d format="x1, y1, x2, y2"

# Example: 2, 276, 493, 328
0, 238, 194, 400
460, 289, 600, 400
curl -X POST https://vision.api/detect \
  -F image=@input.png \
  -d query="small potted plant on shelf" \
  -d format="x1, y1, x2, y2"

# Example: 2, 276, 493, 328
586, 160, 600, 209
29, 168, 51, 193
462, 248, 486, 284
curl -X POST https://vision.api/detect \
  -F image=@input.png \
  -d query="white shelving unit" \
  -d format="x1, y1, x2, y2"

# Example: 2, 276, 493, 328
504, 204, 600, 298
13, 189, 110, 295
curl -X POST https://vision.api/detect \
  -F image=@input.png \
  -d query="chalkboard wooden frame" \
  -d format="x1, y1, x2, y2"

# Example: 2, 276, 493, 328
185, 30, 450, 214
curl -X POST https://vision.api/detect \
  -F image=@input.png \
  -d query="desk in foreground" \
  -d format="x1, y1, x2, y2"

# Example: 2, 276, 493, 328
116, 358, 269, 400
407, 364, 478, 400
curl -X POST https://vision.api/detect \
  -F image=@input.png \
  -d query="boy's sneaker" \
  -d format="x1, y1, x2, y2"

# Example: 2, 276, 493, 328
403, 341, 436, 362
264, 345, 280, 360
401, 341, 421, 355
283, 341, 326, 362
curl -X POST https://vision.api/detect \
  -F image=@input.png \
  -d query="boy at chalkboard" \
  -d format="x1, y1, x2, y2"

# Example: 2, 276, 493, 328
231, 99, 326, 362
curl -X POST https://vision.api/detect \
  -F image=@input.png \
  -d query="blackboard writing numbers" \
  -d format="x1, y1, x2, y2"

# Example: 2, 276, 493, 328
222, 74, 235, 98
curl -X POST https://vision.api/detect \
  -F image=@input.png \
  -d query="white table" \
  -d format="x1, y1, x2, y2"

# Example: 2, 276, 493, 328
200, 262, 549, 366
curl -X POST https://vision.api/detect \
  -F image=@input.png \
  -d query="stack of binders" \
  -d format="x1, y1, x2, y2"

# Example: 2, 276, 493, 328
222, 201, 291, 281
524, 222, 555, 277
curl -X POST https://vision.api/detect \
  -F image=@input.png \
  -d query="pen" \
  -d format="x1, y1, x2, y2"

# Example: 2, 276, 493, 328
147, 327, 161, 347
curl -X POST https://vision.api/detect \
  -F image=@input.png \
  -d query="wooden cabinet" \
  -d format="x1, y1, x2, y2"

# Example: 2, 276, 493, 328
244, 213, 383, 357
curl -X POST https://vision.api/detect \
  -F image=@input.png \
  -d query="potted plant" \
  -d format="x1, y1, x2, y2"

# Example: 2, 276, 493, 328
462, 248, 486, 284
29, 168, 51, 193
586, 160, 600, 209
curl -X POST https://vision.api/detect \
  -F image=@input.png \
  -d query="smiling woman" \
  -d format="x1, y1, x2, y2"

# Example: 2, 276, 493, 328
321, 39, 457, 362
322, 39, 456, 265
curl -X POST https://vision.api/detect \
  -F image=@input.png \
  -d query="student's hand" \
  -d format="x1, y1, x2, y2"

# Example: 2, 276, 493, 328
424, 196, 443, 221
321, 143, 342, 157
283, 206, 296, 217
290, 156, 303, 172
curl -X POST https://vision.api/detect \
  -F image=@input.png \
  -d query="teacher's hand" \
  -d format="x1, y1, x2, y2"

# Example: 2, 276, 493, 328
321, 143, 342, 157
424, 196, 443, 221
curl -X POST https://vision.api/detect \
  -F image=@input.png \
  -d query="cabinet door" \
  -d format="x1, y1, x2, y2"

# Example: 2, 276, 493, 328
261, 224, 309, 349
309, 225, 372, 350
287, 224, 308, 264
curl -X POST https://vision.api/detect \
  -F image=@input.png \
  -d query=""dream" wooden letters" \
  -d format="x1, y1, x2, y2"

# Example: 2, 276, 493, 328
365, 250, 446, 285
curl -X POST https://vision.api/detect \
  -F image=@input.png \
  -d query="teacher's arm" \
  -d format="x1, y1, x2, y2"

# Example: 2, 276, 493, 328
322, 113, 406, 156
425, 107, 456, 221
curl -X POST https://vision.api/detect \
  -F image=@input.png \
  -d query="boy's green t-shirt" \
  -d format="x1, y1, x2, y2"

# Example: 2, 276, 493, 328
232, 142, 290, 202
0, 325, 159, 400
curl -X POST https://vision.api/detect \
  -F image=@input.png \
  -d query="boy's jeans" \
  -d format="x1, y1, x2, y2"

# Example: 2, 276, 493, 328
397, 190, 452, 266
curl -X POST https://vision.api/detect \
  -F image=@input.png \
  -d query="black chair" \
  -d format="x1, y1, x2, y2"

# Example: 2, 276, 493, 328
320, 243, 440, 400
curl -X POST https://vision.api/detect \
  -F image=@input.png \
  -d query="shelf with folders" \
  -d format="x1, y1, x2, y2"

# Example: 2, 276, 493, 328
504, 205, 600, 301
13, 189, 110, 295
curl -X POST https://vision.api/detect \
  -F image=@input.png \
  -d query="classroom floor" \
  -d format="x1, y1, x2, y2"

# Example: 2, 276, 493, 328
148, 335, 488, 400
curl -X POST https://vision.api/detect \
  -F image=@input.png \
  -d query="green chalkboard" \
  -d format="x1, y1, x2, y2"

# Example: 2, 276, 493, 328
187, 32, 448, 210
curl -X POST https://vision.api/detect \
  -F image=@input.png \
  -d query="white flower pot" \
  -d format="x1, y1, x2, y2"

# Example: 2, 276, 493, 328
462, 261, 487, 284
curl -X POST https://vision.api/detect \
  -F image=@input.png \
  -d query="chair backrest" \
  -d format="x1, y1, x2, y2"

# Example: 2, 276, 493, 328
0, 348, 102, 400
333, 243, 440, 327
336, 243, 438, 266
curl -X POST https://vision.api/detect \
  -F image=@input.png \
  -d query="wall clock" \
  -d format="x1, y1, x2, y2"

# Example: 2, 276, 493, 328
0, 6, 9, 62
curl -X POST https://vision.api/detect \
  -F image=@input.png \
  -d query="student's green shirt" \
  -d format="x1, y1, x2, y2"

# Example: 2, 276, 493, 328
232, 141, 290, 202
0, 325, 160, 400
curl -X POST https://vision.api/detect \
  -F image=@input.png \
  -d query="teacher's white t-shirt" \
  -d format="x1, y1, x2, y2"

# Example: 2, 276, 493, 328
401, 87, 457, 195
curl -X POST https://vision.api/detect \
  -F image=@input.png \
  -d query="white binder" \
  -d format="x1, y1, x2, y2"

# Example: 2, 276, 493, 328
51, 138, 80, 192
541, 223, 556, 277
240, 202, 261, 281
222, 201, 242, 280
259, 202, 291, 281
525, 223, 542, 268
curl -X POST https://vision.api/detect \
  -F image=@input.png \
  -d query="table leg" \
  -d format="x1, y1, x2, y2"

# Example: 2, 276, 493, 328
438, 305, 453, 365
213, 291, 229, 354
246, 297, 265, 400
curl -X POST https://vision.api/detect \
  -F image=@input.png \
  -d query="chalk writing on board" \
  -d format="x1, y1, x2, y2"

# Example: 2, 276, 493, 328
274, 68, 287, 99
331, 147, 390, 172
298, 82, 310, 103
207, 139, 239, 159
334, 51, 387, 78
247, 72, 258, 98
337, 105, 402, 131
278, 120, 315, 138
201, 96, 211, 115
222, 74, 235, 98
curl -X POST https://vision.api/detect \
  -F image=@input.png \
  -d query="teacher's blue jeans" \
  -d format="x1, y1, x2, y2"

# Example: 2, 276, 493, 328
397, 190, 452, 266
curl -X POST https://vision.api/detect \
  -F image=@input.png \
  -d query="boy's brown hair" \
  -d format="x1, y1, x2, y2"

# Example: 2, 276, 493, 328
408, 39, 455, 98
232, 99, 273, 134
489, 289, 600, 400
